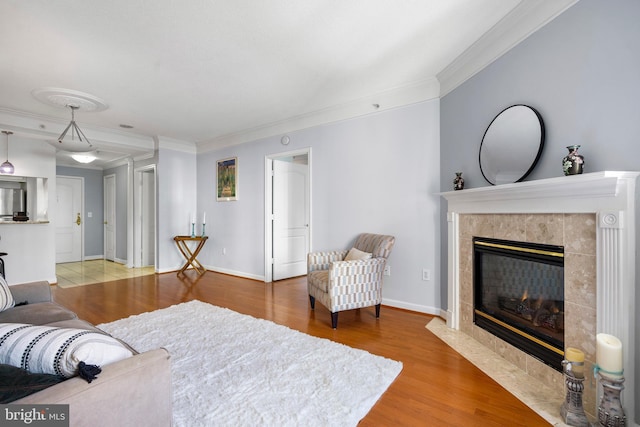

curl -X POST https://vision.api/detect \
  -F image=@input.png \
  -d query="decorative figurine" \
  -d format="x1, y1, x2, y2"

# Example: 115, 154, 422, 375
453, 172, 464, 191
563, 145, 585, 175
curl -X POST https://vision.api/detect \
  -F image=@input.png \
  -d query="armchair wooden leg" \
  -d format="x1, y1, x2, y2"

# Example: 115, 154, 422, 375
331, 312, 338, 329
309, 295, 315, 310
375, 304, 381, 318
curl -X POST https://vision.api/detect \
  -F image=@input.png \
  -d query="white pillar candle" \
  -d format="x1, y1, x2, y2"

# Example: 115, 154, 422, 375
203, 212, 206, 224
596, 333, 623, 378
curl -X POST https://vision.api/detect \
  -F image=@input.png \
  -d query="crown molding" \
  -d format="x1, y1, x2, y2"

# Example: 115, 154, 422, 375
437, 0, 579, 97
197, 77, 440, 153
155, 136, 197, 154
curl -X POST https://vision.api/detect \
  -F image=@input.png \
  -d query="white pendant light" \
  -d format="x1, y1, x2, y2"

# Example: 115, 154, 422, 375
71, 152, 98, 164
58, 104, 92, 147
0, 131, 14, 175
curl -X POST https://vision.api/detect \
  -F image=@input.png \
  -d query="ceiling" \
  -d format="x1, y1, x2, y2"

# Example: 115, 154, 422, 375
0, 0, 576, 169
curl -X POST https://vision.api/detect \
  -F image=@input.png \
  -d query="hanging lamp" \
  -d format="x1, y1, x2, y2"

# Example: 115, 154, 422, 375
58, 105, 92, 147
71, 152, 98, 164
0, 131, 14, 175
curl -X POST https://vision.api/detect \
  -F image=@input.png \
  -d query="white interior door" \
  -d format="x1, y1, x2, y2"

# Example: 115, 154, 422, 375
104, 174, 116, 261
272, 159, 309, 280
141, 169, 155, 267
55, 176, 83, 263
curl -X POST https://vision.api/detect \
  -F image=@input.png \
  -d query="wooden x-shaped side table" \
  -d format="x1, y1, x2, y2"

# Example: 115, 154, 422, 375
174, 235, 209, 275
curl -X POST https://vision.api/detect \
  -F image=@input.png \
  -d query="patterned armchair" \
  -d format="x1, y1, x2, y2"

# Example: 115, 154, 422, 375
307, 233, 395, 328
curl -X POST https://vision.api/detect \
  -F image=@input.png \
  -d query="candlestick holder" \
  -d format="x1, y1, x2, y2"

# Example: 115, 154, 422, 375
597, 373, 626, 427
560, 360, 589, 427
191, 222, 195, 238
201, 223, 206, 237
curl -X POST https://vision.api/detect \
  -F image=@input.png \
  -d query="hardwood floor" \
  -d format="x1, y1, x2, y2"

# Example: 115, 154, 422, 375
51, 271, 550, 426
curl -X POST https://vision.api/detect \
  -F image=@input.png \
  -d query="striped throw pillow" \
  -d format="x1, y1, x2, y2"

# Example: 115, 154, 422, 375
0, 323, 133, 378
0, 276, 14, 312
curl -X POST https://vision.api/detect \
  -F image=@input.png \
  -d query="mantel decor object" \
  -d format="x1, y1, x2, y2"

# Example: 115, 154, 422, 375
453, 172, 464, 190
597, 373, 626, 426
563, 145, 585, 176
560, 347, 589, 426
595, 333, 626, 426
479, 104, 545, 185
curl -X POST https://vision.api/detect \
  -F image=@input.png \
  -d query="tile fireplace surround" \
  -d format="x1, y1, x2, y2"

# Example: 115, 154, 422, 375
441, 171, 638, 424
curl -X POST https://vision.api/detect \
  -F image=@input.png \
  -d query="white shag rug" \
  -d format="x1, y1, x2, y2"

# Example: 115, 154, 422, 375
97, 300, 402, 427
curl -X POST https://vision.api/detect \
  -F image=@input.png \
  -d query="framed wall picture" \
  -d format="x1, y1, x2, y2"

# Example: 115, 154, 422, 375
217, 157, 238, 201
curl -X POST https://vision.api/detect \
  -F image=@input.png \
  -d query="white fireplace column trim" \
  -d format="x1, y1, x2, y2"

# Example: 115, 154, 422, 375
446, 211, 460, 329
440, 171, 639, 423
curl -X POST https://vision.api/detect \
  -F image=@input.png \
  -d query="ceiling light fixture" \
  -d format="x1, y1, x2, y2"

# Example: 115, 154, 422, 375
71, 153, 97, 164
0, 131, 15, 175
58, 105, 92, 147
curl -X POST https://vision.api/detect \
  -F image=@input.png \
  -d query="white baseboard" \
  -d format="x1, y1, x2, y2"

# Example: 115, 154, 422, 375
83, 255, 104, 261
155, 265, 265, 282
206, 266, 264, 282
381, 298, 441, 316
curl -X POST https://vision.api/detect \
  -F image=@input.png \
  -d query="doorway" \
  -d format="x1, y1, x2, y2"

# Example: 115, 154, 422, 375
55, 176, 83, 263
134, 165, 156, 268
103, 174, 116, 262
264, 148, 311, 282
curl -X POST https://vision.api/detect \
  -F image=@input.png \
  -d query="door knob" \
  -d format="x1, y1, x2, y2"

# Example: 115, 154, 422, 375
76, 213, 81, 226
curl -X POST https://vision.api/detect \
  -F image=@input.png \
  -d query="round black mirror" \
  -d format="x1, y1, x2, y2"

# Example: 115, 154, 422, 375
479, 105, 545, 185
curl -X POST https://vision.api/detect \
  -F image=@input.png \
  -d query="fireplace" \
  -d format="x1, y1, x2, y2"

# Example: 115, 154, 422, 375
441, 171, 640, 423
473, 237, 564, 371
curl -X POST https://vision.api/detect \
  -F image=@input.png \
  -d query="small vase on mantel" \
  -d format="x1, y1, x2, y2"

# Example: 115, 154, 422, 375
562, 145, 585, 176
453, 172, 464, 191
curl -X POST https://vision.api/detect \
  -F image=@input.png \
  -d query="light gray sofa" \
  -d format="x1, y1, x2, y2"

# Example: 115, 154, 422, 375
0, 281, 172, 427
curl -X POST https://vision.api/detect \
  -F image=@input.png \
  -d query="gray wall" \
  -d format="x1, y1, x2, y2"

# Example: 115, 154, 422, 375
197, 100, 442, 313
440, 0, 640, 420
56, 166, 104, 258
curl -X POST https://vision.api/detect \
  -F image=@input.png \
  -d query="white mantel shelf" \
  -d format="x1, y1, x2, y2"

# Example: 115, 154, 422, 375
440, 171, 639, 422
440, 171, 640, 214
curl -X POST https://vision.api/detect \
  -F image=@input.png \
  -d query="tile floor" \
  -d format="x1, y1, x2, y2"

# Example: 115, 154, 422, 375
55, 260, 155, 288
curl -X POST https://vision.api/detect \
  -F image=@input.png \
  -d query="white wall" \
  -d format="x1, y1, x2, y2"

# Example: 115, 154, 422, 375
197, 100, 441, 314
1, 135, 56, 284
157, 145, 197, 272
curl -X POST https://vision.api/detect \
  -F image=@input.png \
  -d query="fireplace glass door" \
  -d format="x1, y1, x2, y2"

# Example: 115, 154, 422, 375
473, 237, 564, 371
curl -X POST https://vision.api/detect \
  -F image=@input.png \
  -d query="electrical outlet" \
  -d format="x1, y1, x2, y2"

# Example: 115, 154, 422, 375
422, 269, 431, 281
383, 265, 391, 276
223, 248, 227, 255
